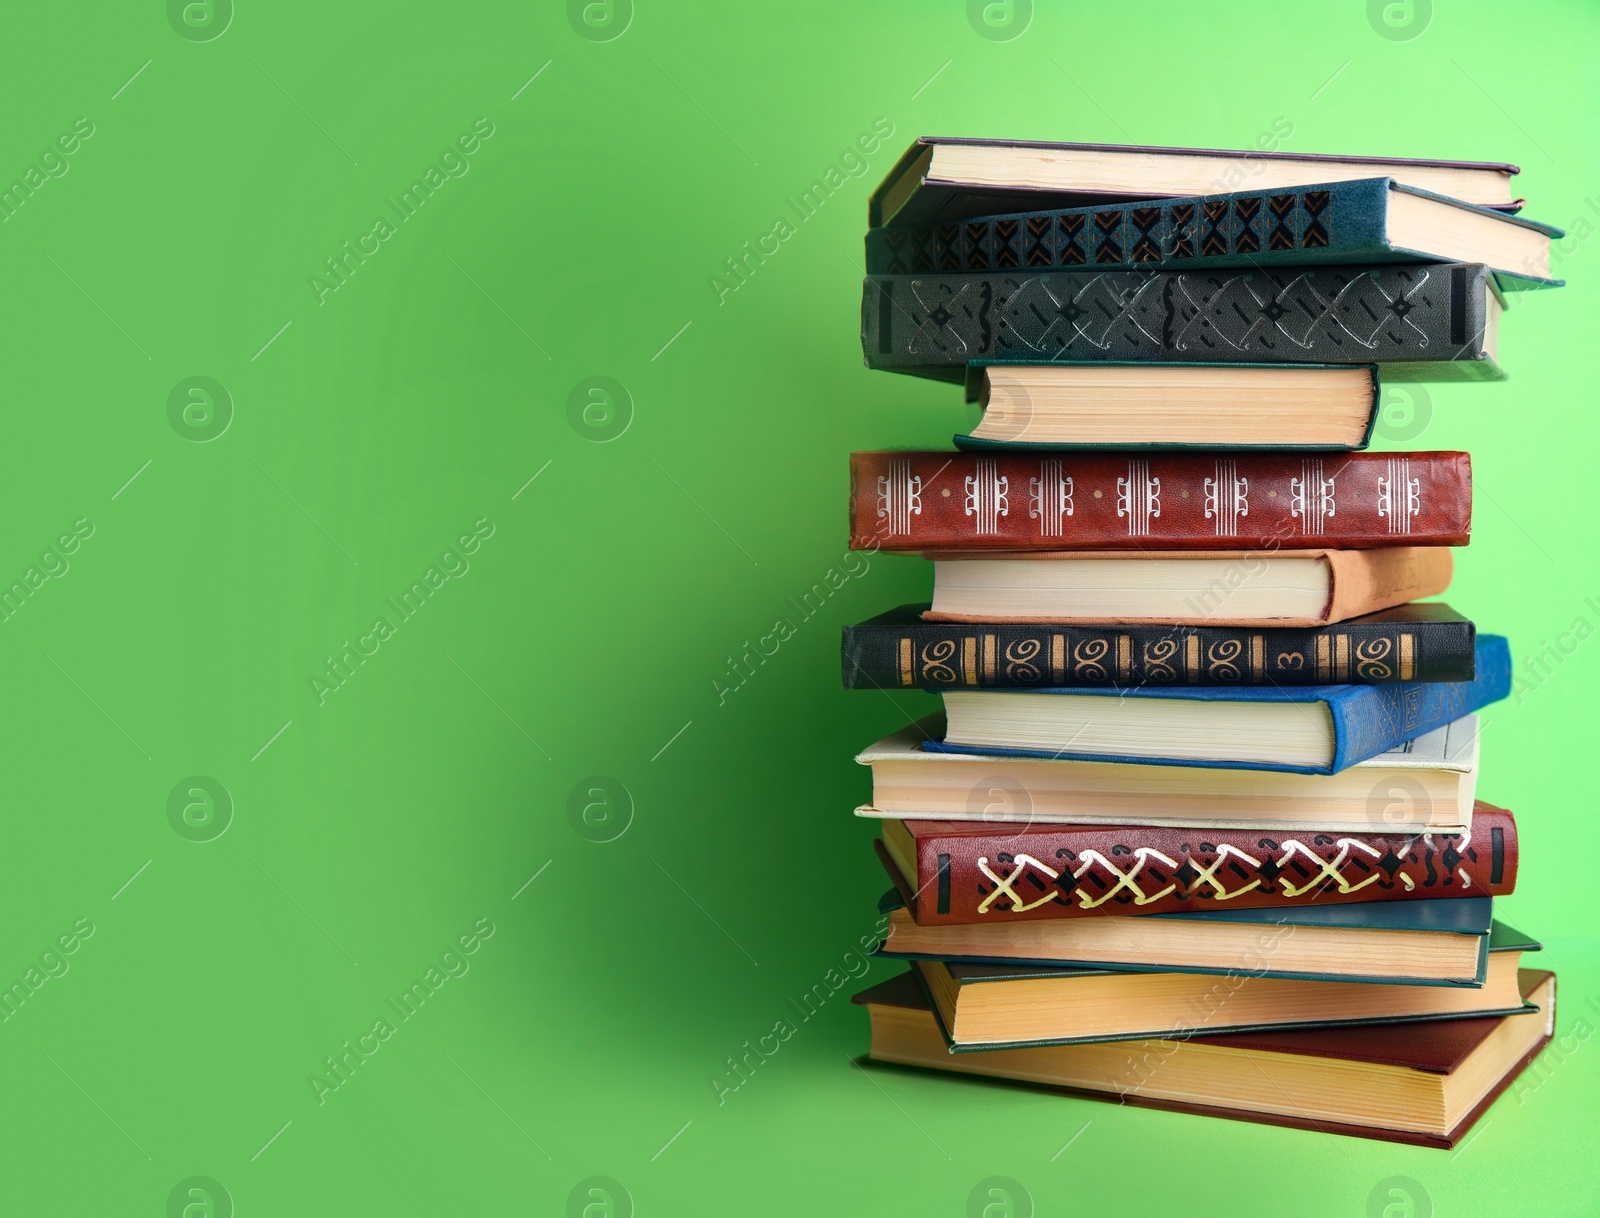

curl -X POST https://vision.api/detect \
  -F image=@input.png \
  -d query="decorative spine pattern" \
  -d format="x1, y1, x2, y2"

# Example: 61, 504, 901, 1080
1379, 456, 1421, 535
1028, 459, 1074, 538
1204, 458, 1249, 537
973, 832, 1459, 914
847, 451, 1471, 551
1116, 459, 1160, 537
875, 459, 922, 538
964, 458, 1008, 536
1291, 458, 1337, 536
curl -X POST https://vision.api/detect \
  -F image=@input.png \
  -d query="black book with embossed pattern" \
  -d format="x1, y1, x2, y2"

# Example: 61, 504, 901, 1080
842, 603, 1475, 690
861, 263, 1504, 383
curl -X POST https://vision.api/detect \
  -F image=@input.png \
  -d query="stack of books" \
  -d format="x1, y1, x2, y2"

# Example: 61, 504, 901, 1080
843, 137, 1563, 1148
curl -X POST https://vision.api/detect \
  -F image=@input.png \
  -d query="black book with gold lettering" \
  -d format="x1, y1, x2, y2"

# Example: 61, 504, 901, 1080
842, 602, 1474, 690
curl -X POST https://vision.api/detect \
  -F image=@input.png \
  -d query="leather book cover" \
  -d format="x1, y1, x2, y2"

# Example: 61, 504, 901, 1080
850, 969, 1555, 1148
866, 178, 1560, 287
849, 450, 1472, 552
842, 603, 1476, 689
860, 263, 1500, 381
881, 801, 1516, 926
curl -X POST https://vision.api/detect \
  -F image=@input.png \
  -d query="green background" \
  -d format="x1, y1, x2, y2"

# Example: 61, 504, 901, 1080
1, 1, 1596, 1213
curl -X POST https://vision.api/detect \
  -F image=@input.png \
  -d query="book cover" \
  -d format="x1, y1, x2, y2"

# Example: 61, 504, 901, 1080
866, 178, 1560, 287
926, 634, 1510, 775
877, 802, 1516, 925
861, 263, 1502, 382
850, 450, 1472, 551
843, 604, 1477, 690
955, 361, 1383, 450
851, 969, 1556, 1148
874, 878, 1536, 988
911, 957, 1537, 1052
870, 137, 1523, 227
923, 547, 1452, 629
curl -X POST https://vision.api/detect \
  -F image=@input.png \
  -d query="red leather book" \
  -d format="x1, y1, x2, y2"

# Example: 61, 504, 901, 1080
849, 450, 1471, 551
882, 802, 1515, 926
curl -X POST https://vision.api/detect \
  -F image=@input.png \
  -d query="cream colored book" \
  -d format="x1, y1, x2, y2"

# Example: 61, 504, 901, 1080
925, 548, 1453, 628
854, 715, 1479, 832
872, 138, 1520, 227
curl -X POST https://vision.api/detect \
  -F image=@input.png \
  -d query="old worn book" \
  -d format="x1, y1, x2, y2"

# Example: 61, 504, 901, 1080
850, 450, 1472, 551
910, 948, 1535, 1049
874, 800, 1516, 926
867, 178, 1559, 284
855, 714, 1481, 832
961, 364, 1383, 449
843, 604, 1477, 689
861, 264, 1505, 383
851, 968, 1555, 1147
924, 549, 1453, 627
932, 635, 1508, 774
870, 139, 1523, 227
874, 882, 1532, 987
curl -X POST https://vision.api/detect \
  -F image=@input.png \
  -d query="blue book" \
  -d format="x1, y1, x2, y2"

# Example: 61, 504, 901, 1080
927, 634, 1509, 775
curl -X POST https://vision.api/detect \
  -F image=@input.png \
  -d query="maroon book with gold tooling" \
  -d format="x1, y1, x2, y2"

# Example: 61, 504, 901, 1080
878, 802, 1516, 926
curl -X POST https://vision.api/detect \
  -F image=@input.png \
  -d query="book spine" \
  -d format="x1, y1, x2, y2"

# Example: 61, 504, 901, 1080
861, 264, 1489, 373
864, 178, 1390, 275
1328, 635, 1511, 771
848, 451, 1472, 551
841, 618, 1475, 689
906, 805, 1517, 925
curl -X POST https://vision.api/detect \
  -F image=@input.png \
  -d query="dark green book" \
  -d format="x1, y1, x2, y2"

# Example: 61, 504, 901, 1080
862, 262, 1505, 383
904, 910, 1540, 1050
865, 178, 1561, 289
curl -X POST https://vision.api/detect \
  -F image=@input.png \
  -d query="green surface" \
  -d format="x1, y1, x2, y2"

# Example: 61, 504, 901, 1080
1, 2, 1597, 1214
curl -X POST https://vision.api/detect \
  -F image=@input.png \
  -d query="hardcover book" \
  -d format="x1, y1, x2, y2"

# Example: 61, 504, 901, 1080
866, 178, 1560, 285
870, 138, 1523, 227
874, 881, 1534, 987
860, 263, 1505, 383
852, 968, 1556, 1148
856, 714, 1482, 832
843, 604, 1477, 690
909, 949, 1536, 1050
958, 363, 1383, 450
923, 548, 1452, 627
930, 634, 1509, 774
849, 449, 1472, 552
874, 801, 1516, 925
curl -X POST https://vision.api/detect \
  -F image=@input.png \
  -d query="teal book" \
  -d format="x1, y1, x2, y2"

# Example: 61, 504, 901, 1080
866, 177, 1561, 290
906, 939, 1541, 1051
873, 884, 1535, 988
